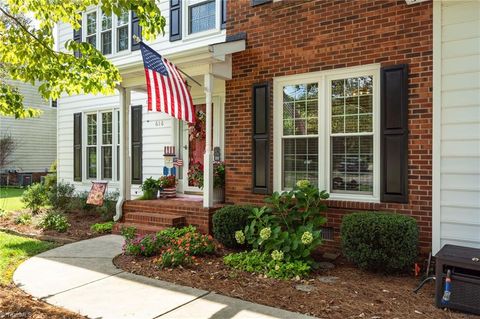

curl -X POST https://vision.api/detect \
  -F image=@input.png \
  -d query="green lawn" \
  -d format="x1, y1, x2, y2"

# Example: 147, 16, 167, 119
0, 187, 25, 212
0, 231, 55, 285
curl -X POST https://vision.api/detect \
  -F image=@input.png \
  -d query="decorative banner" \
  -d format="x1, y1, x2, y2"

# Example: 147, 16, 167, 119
86, 182, 108, 206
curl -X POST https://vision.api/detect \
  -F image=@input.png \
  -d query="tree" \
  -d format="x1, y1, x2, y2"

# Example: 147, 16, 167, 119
0, 0, 166, 118
0, 133, 16, 169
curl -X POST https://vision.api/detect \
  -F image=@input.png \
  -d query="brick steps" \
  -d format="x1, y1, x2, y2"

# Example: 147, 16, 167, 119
114, 198, 222, 235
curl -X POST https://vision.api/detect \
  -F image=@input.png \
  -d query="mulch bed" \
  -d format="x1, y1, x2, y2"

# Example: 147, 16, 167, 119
0, 284, 85, 319
114, 251, 476, 319
0, 209, 109, 242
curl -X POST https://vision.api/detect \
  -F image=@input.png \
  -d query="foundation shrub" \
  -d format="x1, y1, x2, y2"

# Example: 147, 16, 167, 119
212, 205, 254, 248
341, 212, 419, 273
47, 182, 75, 212
21, 183, 48, 214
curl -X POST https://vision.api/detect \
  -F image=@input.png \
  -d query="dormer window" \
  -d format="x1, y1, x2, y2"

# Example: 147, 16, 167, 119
189, 0, 216, 34
83, 8, 130, 55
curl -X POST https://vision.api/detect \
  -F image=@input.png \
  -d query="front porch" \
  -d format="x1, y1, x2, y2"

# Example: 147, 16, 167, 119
113, 195, 222, 235
113, 36, 245, 233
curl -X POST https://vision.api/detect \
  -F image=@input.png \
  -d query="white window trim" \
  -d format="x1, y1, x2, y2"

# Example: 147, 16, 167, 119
82, 8, 131, 57
273, 64, 381, 203
82, 107, 120, 184
182, 0, 223, 41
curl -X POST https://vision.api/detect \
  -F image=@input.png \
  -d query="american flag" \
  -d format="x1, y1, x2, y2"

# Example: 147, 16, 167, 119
174, 158, 184, 167
140, 42, 195, 123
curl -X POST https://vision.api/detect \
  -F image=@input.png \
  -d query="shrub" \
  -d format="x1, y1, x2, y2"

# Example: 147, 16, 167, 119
240, 180, 328, 266
21, 183, 48, 214
44, 160, 57, 192
90, 222, 114, 234
224, 250, 310, 280
212, 205, 253, 248
0, 208, 9, 219
38, 210, 70, 232
15, 212, 32, 225
68, 191, 94, 212
341, 212, 419, 273
47, 182, 75, 212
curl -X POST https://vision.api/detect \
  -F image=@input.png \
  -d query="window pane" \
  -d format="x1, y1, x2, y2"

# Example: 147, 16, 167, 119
189, 0, 216, 34
102, 146, 112, 179
331, 136, 373, 194
331, 75, 373, 134
102, 112, 112, 144
87, 147, 97, 179
87, 114, 97, 146
283, 82, 318, 136
101, 12, 112, 30
117, 26, 128, 51
87, 12, 97, 35
117, 10, 129, 26
101, 31, 112, 55
86, 35, 96, 48
282, 138, 318, 189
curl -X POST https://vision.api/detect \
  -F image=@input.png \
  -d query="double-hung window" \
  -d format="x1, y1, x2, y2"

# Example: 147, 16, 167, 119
86, 11, 97, 48
86, 114, 97, 179
83, 8, 129, 54
117, 10, 129, 52
275, 66, 379, 201
188, 0, 216, 34
101, 11, 112, 55
85, 110, 119, 181
101, 112, 113, 180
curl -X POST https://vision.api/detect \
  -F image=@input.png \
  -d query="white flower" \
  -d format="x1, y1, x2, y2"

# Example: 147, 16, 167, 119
235, 230, 245, 244
301, 231, 313, 245
259, 227, 272, 240
271, 250, 284, 261
296, 179, 311, 189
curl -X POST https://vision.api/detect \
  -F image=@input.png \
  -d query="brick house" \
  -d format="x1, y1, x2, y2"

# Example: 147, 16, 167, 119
224, 0, 433, 252
56, 0, 479, 254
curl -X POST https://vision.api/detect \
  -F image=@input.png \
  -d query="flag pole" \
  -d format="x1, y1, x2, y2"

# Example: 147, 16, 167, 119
133, 35, 202, 87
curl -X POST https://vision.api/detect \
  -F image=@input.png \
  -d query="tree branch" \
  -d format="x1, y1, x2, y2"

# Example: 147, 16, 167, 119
0, 7, 61, 59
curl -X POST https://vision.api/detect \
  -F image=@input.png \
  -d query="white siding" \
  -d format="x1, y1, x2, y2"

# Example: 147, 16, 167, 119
434, 0, 480, 252
0, 81, 57, 173
56, 0, 226, 69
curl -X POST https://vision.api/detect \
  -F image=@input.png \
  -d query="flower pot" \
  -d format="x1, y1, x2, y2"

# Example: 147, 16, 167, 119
142, 189, 157, 200
213, 187, 225, 203
161, 187, 177, 198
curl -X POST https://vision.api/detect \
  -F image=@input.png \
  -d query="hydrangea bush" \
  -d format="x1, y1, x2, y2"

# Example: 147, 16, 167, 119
226, 180, 329, 279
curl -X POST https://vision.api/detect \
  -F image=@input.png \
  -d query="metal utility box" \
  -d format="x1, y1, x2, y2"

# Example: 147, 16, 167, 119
435, 244, 480, 315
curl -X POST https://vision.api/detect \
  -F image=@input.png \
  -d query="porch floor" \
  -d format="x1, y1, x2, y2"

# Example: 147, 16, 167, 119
113, 195, 222, 235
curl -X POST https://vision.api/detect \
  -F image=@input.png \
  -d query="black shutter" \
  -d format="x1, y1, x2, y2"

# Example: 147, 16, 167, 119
221, 0, 227, 30
73, 26, 82, 58
380, 64, 409, 203
73, 113, 82, 182
131, 11, 142, 51
252, 83, 269, 194
251, 0, 272, 6
169, 0, 182, 41
131, 105, 142, 184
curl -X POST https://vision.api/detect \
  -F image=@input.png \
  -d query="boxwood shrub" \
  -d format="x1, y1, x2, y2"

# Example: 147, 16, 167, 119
341, 212, 418, 273
212, 205, 254, 248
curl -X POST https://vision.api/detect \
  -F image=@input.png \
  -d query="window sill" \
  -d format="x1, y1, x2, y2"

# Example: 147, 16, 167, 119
182, 28, 225, 43
325, 196, 381, 211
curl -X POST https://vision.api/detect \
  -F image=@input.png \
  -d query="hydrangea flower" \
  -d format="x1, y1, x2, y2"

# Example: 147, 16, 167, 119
235, 230, 245, 244
301, 231, 313, 245
259, 227, 272, 240
296, 179, 311, 189
271, 250, 284, 261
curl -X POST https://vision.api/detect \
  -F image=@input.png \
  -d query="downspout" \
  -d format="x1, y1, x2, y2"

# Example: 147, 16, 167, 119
115, 86, 127, 222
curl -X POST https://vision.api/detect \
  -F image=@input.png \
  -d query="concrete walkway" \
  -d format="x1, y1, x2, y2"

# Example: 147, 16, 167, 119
14, 235, 316, 319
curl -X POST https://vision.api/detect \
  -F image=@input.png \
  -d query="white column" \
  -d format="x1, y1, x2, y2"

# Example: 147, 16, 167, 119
115, 87, 131, 221
203, 73, 214, 208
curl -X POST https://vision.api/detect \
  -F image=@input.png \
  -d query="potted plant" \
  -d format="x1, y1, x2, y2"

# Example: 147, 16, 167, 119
187, 161, 225, 203
141, 177, 160, 200
159, 175, 177, 198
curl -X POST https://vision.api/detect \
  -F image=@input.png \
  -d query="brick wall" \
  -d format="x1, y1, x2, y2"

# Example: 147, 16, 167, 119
224, 0, 433, 252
